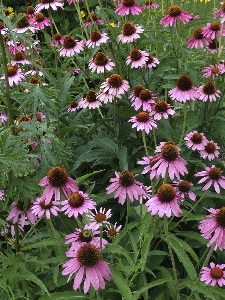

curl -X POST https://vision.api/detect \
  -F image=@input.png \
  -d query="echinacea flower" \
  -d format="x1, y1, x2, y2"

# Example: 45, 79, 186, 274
0, 21, 8, 35
0, 113, 8, 123
129, 111, 157, 134
198, 82, 220, 102
129, 84, 145, 101
203, 22, 225, 39
126, 49, 149, 69
7, 40, 25, 55
1, 65, 25, 87
203, 64, 225, 79
59, 36, 84, 57
87, 207, 112, 228
139, 185, 152, 204
88, 52, 115, 74
68, 100, 80, 112
168, 75, 199, 103
145, 183, 183, 218
207, 39, 220, 53
39, 166, 79, 204
160, 5, 193, 27
151, 100, 175, 120
145, 54, 160, 68
61, 191, 96, 218
186, 27, 210, 49
199, 207, 225, 250
26, 6, 35, 19
131, 88, 157, 111
106, 170, 145, 205
83, 13, 104, 27
214, 2, 225, 23
35, 0, 64, 12
143, 0, 160, 10
79, 90, 102, 109
62, 244, 112, 293
33, 12, 50, 30
118, 22, 144, 43
115, 0, 142, 16
184, 131, 208, 151
50, 33, 64, 46
14, 14, 36, 33
195, 165, 225, 194
11, 51, 31, 66
199, 140, 220, 161
106, 223, 122, 237
31, 197, 60, 219
172, 180, 196, 201
200, 262, 225, 287
86, 30, 109, 48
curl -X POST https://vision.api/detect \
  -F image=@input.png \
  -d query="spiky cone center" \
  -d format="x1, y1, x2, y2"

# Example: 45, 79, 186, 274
63, 36, 76, 49
77, 244, 100, 267
123, 0, 135, 7
193, 28, 203, 39
146, 55, 154, 64
139, 89, 152, 102
168, 5, 182, 17
70, 100, 78, 108
216, 207, 225, 228
208, 167, 222, 180
119, 170, 135, 187
40, 199, 53, 209
27, 6, 35, 14
18, 115, 32, 123
85, 90, 97, 103
16, 15, 30, 28
210, 22, 221, 32
54, 33, 61, 40
87, 13, 98, 22
122, 22, 136, 36
0, 22, 5, 29
208, 39, 218, 50
78, 229, 93, 243
47, 166, 68, 187
35, 13, 45, 22
210, 267, 224, 279
30, 77, 40, 85
212, 67, 219, 74
95, 212, 106, 223
161, 144, 179, 161
14, 51, 25, 61
191, 132, 203, 144
108, 74, 123, 88
155, 100, 168, 113
203, 82, 216, 95
133, 84, 144, 97
136, 112, 150, 122
157, 184, 176, 203
178, 180, 190, 192
7, 65, 18, 77
90, 30, 101, 42
130, 49, 142, 61
177, 75, 193, 91
93, 52, 109, 66
205, 142, 216, 154
108, 228, 117, 237
68, 192, 84, 208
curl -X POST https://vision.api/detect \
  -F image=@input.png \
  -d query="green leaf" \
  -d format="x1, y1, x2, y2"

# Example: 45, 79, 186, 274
106, 244, 134, 266
110, 266, 133, 299
141, 233, 153, 271
118, 146, 128, 170
158, 267, 176, 300
21, 238, 64, 251
20, 270, 49, 295
39, 291, 90, 300
76, 169, 104, 184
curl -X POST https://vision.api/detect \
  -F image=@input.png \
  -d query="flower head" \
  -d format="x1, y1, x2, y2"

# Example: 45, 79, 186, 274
151, 100, 175, 120
129, 84, 145, 101
198, 82, 220, 102
129, 111, 157, 134
14, 14, 36, 33
3, 7, 14, 18
106, 223, 122, 237
160, 5, 193, 27
35, 0, 64, 12
11, 51, 31, 66
131, 88, 157, 111
33, 12, 51, 30
50, 33, 65, 46
214, 2, 225, 23
199, 140, 220, 160
203, 64, 225, 79
118, 22, 144, 43
87, 207, 112, 228
143, 1, 160, 10
203, 22, 225, 39
186, 27, 210, 49
86, 30, 109, 48
1, 65, 25, 87
31, 197, 60, 219
0, 21, 8, 35
145, 54, 160, 68
126, 49, 149, 68
115, 0, 143, 16
172, 180, 196, 201
184, 131, 208, 151
79, 90, 102, 109
59, 36, 84, 57
0, 113, 8, 123
83, 13, 104, 27
68, 100, 80, 112
200, 262, 225, 287
88, 52, 115, 74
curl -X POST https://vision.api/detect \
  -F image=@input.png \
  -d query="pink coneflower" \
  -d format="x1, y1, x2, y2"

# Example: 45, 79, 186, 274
118, 22, 144, 43
203, 64, 225, 80
86, 30, 109, 48
115, 0, 142, 16
145, 54, 160, 68
129, 111, 157, 134
0, 190, 5, 201
59, 36, 84, 57
139, 185, 152, 204
137, 155, 159, 178
106, 170, 145, 205
79, 90, 102, 109
7, 40, 25, 55
198, 82, 220, 102
0, 113, 8, 123
62, 244, 112, 293
199, 141, 220, 161
14, 14, 36, 33
152, 141, 188, 180
200, 262, 225, 286
50, 33, 64, 46
87, 207, 112, 228
61, 191, 96, 218
143, 0, 160, 10
195, 165, 225, 194
39, 166, 79, 204
184, 131, 208, 151
33, 12, 50, 30
129, 84, 145, 101
186, 27, 210, 49
1, 65, 25, 87
97, 74, 130, 103
68, 100, 80, 112
88, 52, 115, 74
65, 224, 108, 249
0, 21, 8, 35
126, 49, 149, 69
83, 13, 104, 27
35, 0, 64, 12
31, 197, 60, 219
26, 5, 35, 19
203, 22, 225, 39
160, 5, 193, 27
214, 2, 225, 23
172, 180, 196, 201
106, 223, 122, 237
168, 75, 199, 103
151, 100, 175, 120
11, 51, 31, 66
207, 39, 220, 54
145, 183, 183, 218
131, 88, 157, 111
199, 207, 225, 250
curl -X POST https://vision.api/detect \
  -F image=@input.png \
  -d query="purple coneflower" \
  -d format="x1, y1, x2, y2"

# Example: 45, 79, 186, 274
200, 262, 225, 287
131, 88, 157, 111
184, 131, 208, 151
87, 207, 112, 228
1, 65, 25, 87
31, 197, 60, 219
206, 39, 220, 54
68, 100, 80, 112
7, 40, 25, 55
143, 0, 160, 10
14, 14, 36, 33
118, 22, 144, 43
115, 0, 142, 16
145, 54, 160, 68
11, 51, 31, 65
106, 170, 145, 205
129, 111, 157, 134
126, 49, 149, 69
0, 21, 8, 35
129, 84, 145, 101
79, 90, 102, 109
137, 155, 159, 180
59, 36, 84, 57
186, 27, 210, 49
214, 2, 225, 23
199, 141, 220, 161
86, 30, 109, 48
88, 52, 115, 74
35, 0, 64, 12
203, 22, 225, 39
106, 223, 122, 237
160, 5, 193, 27
172, 180, 196, 201
83, 13, 104, 27
50, 33, 64, 46
198, 82, 220, 102
151, 100, 175, 120
33, 12, 50, 30
203, 64, 225, 79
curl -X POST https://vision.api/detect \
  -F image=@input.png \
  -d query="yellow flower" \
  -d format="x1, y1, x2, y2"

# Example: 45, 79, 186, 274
200, 0, 210, 2
3, 7, 14, 18
80, 11, 85, 18
108, 22, 116, 27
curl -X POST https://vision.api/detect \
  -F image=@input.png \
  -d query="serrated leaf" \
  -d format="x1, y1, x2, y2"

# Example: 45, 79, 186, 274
20, 270, 49, 295
76, 169, 104, 184
158, 267, 176, 300
106, 244, 134, 266
21, 238, 64, 250
141, 234, 153, 271
110, 266, 133, 299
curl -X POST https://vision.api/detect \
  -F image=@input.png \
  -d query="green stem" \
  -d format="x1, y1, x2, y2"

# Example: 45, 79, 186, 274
142, 130, 149, 156
125, 199, 130, 232
14, 223, 20, 254
152, 128, 157, 148
178, 102, 187, 147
